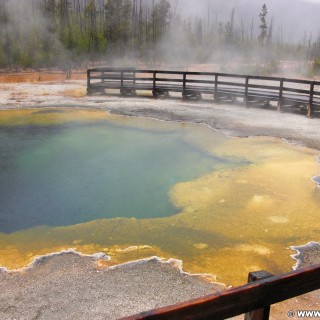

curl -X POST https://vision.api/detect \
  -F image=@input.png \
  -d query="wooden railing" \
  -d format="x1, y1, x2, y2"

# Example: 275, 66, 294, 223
120, 264, 320, 320
86, 69, 320, 317
87, 68, 320, 117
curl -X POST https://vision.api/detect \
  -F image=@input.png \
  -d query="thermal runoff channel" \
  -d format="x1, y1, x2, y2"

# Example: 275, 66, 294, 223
0, 108, 319, 286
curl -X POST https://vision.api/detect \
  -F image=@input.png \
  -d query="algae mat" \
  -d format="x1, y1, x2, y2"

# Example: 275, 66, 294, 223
0, 108, 319, 286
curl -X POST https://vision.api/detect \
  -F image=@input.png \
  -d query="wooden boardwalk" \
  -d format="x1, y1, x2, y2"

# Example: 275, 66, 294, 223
86, 68, 320, 319
87, 68, 320, 117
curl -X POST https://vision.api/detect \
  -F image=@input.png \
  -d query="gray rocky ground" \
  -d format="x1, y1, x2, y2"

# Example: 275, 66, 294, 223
0, 252, 224, 320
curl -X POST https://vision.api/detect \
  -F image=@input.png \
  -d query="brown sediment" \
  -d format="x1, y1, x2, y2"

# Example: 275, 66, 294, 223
0, 71, 86, 83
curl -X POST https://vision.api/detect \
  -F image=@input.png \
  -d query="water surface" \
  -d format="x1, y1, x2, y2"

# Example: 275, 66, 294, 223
0, 108, 319, 286
0, 109, 241, 233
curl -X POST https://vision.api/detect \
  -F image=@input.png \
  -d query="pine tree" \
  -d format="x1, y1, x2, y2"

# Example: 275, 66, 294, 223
152, 0, 170, 43
85, 0, 98, 53
104, 0, 132, 57
258, 4, 268, 46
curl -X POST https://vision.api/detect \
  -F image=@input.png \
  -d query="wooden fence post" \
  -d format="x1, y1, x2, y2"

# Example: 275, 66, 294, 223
182, 72, 187, 98
87, 69, 91, 95
308, 81, 315, 118
244, 271, 274, 320
120, 71, 124, 95
214, 74, 219, 102
244, 76, 249, 107
278, 78, 284, 111
153, 71, 157, 96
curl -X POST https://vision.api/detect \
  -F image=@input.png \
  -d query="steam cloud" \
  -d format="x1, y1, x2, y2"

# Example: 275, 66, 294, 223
0, 0, 319, 74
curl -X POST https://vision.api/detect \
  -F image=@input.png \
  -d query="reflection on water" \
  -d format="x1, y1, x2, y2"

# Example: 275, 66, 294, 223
0, 108, 319, 286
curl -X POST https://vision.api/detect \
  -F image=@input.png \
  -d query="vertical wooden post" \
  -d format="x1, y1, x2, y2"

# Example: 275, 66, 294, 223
87, 69, 91, 95
244, 271, 273, 320
277, 78, 284, 111
182, 72, 187, 98
244, 76, 249, 107
308, 81, 315, 118
132, 71, 136, 87
214, 74, 219, 102
153, 71, 157, 97
120, 71, 124, 95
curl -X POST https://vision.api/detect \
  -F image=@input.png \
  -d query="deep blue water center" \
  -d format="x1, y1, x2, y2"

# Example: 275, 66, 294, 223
0, 112, 241, 233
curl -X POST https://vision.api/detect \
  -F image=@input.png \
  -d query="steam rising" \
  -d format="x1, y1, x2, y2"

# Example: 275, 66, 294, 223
0, 0, 320, 74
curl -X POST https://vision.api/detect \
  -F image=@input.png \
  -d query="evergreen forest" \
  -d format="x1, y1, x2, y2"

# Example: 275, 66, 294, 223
1, 0, 320, 75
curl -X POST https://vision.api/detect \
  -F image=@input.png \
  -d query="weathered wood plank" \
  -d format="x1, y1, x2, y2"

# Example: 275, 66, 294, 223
120, 264, 320, 320
154, 78, 184, 83
283, 87, 310, 95
248, 84, 280, 91
244, 271, 273, 320
217, 81, 246, 87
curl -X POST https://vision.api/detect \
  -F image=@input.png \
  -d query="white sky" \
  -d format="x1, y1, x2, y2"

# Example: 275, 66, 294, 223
304, 0, 320, 2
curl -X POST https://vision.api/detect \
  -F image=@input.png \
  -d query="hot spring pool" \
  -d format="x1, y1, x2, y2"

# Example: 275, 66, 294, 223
0, 109, 244, 233
0, 108, 319, 286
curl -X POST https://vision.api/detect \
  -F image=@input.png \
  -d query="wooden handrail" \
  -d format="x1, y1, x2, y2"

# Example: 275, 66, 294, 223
88, 69, 320, 93
88, 69, 320, 90
88, 68, 320, 85
120, 264, 320, 320
87, 68, 320, 117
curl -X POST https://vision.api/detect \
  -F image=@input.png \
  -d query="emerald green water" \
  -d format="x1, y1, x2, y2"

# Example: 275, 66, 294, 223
0, 111, 242, 233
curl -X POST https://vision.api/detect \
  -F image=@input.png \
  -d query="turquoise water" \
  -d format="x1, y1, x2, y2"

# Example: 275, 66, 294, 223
0, 115, 242, 233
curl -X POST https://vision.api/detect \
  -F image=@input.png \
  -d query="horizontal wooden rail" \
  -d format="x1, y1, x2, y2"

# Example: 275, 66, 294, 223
283, 87, 310, 94
87, 68, 320, 117
120, 264, 320, 320
217, 81, 245, 87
